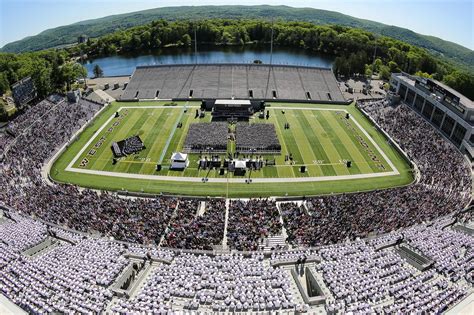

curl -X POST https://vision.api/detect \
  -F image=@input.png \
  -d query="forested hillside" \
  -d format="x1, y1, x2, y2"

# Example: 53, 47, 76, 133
67, 19, 474, 100
2, 5, 472, 72
1, 18, 473, 103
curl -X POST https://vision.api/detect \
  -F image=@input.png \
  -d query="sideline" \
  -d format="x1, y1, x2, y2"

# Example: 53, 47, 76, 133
67, 166, 399, 184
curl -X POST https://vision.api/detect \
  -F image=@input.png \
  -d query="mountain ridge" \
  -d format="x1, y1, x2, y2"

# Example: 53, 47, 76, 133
2, 5, 472, 70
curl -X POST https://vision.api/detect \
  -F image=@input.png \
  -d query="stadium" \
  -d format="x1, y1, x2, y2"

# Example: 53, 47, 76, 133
0, 6, 473, 315
48, 64, 413, 198
0, 61, 472, 314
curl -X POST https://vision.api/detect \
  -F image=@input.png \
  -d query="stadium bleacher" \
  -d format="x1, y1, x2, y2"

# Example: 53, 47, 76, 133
0, 89, 472, 313
121, 64, 347, 103
0, 208, 472, 313
11, 77, 37, 107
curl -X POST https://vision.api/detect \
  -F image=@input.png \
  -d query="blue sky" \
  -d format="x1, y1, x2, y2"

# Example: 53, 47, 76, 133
1, 0, 473, 50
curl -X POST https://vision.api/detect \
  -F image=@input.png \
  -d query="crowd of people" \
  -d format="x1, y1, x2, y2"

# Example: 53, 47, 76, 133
0, 97, 176, 245
402, 222, 473, 283
0, 94, 472, 313
319, 231, 470, 314
0, 96, 470, 251
117, 135, 144, 156
162, 199, 226, 250
183, 122, 228, 152
0, 206, 471, 314
227, 199, 282, 251
235, 123, 281, 153
281, 100, 471, 247
0, 217, 127, 314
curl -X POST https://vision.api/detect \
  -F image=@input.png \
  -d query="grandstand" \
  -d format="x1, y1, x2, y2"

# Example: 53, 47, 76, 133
0, 65, 472, 314
390, 73, 474, 159
11, 77, 37, 108
121, 64, 347, 103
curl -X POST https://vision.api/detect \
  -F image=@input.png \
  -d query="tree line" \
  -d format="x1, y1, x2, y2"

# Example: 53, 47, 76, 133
0, 50, 86, 99
69, 19, 473, 99
0, 19, 472, 101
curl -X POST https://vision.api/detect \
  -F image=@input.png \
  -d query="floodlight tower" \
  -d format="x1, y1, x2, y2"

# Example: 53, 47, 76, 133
194, 23, 198, 65
265, 18, 275, 99
269, 18, 274, 66
368, 36, 378, 92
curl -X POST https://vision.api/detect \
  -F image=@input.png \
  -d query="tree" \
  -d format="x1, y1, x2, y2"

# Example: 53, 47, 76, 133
333, 56, 350, 77
153, 38, 162, 48
414, 71, 432, 79
374, 58, 383, 73
443, 71, 474, 100
364, 64, 373, 78
0, 103, 7, 121
61, 63, 87, 90
379, 65, 391, 81
388, 61, 400, 73
182, 34, 192, 46
418, 54, 437, 74
33, 66, 52, 98
93, 64, 104, 78
221, 31, 232, 45
141, 31, 151, 48
0, 72, 9, 95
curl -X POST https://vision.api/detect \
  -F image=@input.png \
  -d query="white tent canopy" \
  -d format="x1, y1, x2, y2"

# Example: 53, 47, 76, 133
234, 160, 246, 169
171, 152, 188, 162
170, 152, 189, 169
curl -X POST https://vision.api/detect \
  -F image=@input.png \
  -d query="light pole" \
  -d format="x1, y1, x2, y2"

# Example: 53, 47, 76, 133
368, 36, 378, 92
194, 23, 198, 65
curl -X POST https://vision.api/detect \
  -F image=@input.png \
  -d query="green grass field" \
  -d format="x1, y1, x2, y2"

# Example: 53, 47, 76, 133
51, 101, 414, 197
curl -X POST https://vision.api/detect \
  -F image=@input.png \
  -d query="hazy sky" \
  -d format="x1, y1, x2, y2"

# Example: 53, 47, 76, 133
1, 0, 473, 50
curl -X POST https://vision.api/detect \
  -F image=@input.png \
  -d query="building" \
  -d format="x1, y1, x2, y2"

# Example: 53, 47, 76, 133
170, 152, 189, 170
390, 73, 474, 160
233, 160, 247, 176
67, 90, 81, 103
78, 35, 88, 44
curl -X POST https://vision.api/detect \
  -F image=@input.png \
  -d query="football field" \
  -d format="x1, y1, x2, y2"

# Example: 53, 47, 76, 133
51, 101, 413, 197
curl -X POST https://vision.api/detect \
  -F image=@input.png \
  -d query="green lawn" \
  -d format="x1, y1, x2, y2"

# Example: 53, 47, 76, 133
51, 101, 414, 197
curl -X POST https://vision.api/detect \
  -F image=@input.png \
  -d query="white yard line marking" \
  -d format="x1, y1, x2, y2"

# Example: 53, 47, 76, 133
157, 108, 185, 164
66, 112, 116, 171
350, 113, 399, 175
66, 106, 187, 172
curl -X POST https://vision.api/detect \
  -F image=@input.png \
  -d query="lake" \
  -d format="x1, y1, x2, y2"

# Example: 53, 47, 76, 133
83, 45, 334, 77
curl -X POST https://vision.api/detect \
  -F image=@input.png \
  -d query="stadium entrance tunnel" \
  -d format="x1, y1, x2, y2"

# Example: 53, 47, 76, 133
110, 259, 155, 298
291, 266, 326, 306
